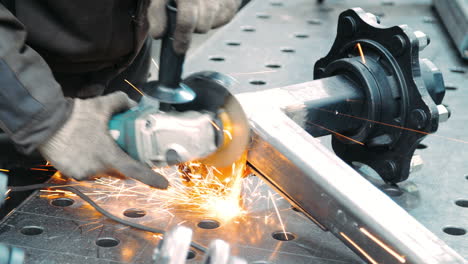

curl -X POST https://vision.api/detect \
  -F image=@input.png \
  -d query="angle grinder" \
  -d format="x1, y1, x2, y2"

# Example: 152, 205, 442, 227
109, 2, 249, 171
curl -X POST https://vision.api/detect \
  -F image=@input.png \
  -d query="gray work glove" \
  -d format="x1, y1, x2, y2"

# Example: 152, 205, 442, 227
148, 0, 242, 54
38, 92, 169, 189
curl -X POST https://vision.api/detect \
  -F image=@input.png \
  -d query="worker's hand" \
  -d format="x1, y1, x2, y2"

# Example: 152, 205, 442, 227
38, 92, 169, 189
148, 0, 242, 54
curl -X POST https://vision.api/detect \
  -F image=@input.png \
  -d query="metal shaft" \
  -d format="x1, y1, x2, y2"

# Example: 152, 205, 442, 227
252, 75, 366, 138
283, 75, 365, 137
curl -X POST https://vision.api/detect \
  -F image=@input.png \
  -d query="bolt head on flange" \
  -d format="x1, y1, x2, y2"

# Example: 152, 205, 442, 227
410, 109, 428, 130
437, 104, 450, 123
342, 16, 356, 37
381, 160, 397, 181
390, 35, 407, 56
364, 12, 380, 24
410, 154, 424, 173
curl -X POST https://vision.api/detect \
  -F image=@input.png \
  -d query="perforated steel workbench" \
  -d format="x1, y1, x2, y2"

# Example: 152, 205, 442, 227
0, 0, 466, 263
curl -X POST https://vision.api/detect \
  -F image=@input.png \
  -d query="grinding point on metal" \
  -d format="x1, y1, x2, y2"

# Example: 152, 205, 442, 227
175, 72, 251, 168
200, 94, 250, 168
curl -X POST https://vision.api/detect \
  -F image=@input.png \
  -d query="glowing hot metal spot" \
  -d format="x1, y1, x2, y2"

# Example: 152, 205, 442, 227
208, 196, 244, 221
177, 151, 248, 221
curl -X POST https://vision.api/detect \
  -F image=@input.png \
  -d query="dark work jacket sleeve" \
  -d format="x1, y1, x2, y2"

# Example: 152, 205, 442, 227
0, 4, 72, 154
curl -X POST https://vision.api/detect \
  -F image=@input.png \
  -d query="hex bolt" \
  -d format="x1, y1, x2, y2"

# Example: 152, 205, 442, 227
390, 35, 406, 56
420, 58, 445, 104
410, 154, 424, 173
436, 105, 450, 123
342, 16, 356, 37
410, 109, 427, 129
414, 30, 430, 51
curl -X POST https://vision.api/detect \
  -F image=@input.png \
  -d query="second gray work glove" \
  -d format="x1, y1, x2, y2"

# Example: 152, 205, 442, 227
148, 0, 242, 54
38, 92, 169, 189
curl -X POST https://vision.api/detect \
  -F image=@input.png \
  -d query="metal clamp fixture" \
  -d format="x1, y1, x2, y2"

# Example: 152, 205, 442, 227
153, 226, 246, 264
202, 240, 247, 264
153, 226, 193, 264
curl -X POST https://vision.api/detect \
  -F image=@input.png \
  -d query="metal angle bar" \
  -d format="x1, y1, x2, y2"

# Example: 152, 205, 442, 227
433, 0, 468, 60
237, 85, 466, 264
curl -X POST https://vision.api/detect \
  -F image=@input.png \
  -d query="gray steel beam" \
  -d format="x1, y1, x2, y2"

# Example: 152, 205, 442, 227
237, 83, 467, 264
433, 0, 468, 60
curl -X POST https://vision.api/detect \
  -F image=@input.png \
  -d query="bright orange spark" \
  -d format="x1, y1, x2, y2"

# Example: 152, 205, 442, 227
360, 228, 406, 263
340, 232, 378, 264
38, 140, 278, 242
177, 151, 248, 221
0, 169, 9, 172
311, 107, 468, 145
40, 189, 74, 196
86, 224, 104, 233
153, 234, 163, 239
30, 168, 51, 171
210, 120, 221, 131
357, 43, 366, 64
124, 79, 144, 96
307, 121, 365, 145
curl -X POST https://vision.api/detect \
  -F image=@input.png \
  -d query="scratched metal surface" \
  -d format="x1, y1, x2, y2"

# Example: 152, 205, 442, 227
0, 0, 467, 263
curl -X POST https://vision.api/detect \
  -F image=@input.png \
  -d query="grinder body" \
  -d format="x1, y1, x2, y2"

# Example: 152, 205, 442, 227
109, 97, 222, 168
109, 2, 249, 171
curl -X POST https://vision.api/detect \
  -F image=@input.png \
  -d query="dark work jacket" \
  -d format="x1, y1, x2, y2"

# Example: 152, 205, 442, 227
0, 0, 150, 154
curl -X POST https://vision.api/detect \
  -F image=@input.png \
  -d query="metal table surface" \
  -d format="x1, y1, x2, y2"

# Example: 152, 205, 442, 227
0, 0, 466, 263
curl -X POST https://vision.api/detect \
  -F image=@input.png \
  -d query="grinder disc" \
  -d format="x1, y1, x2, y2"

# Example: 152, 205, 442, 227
176, 71, 250, 167
200, 94, 249, 167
